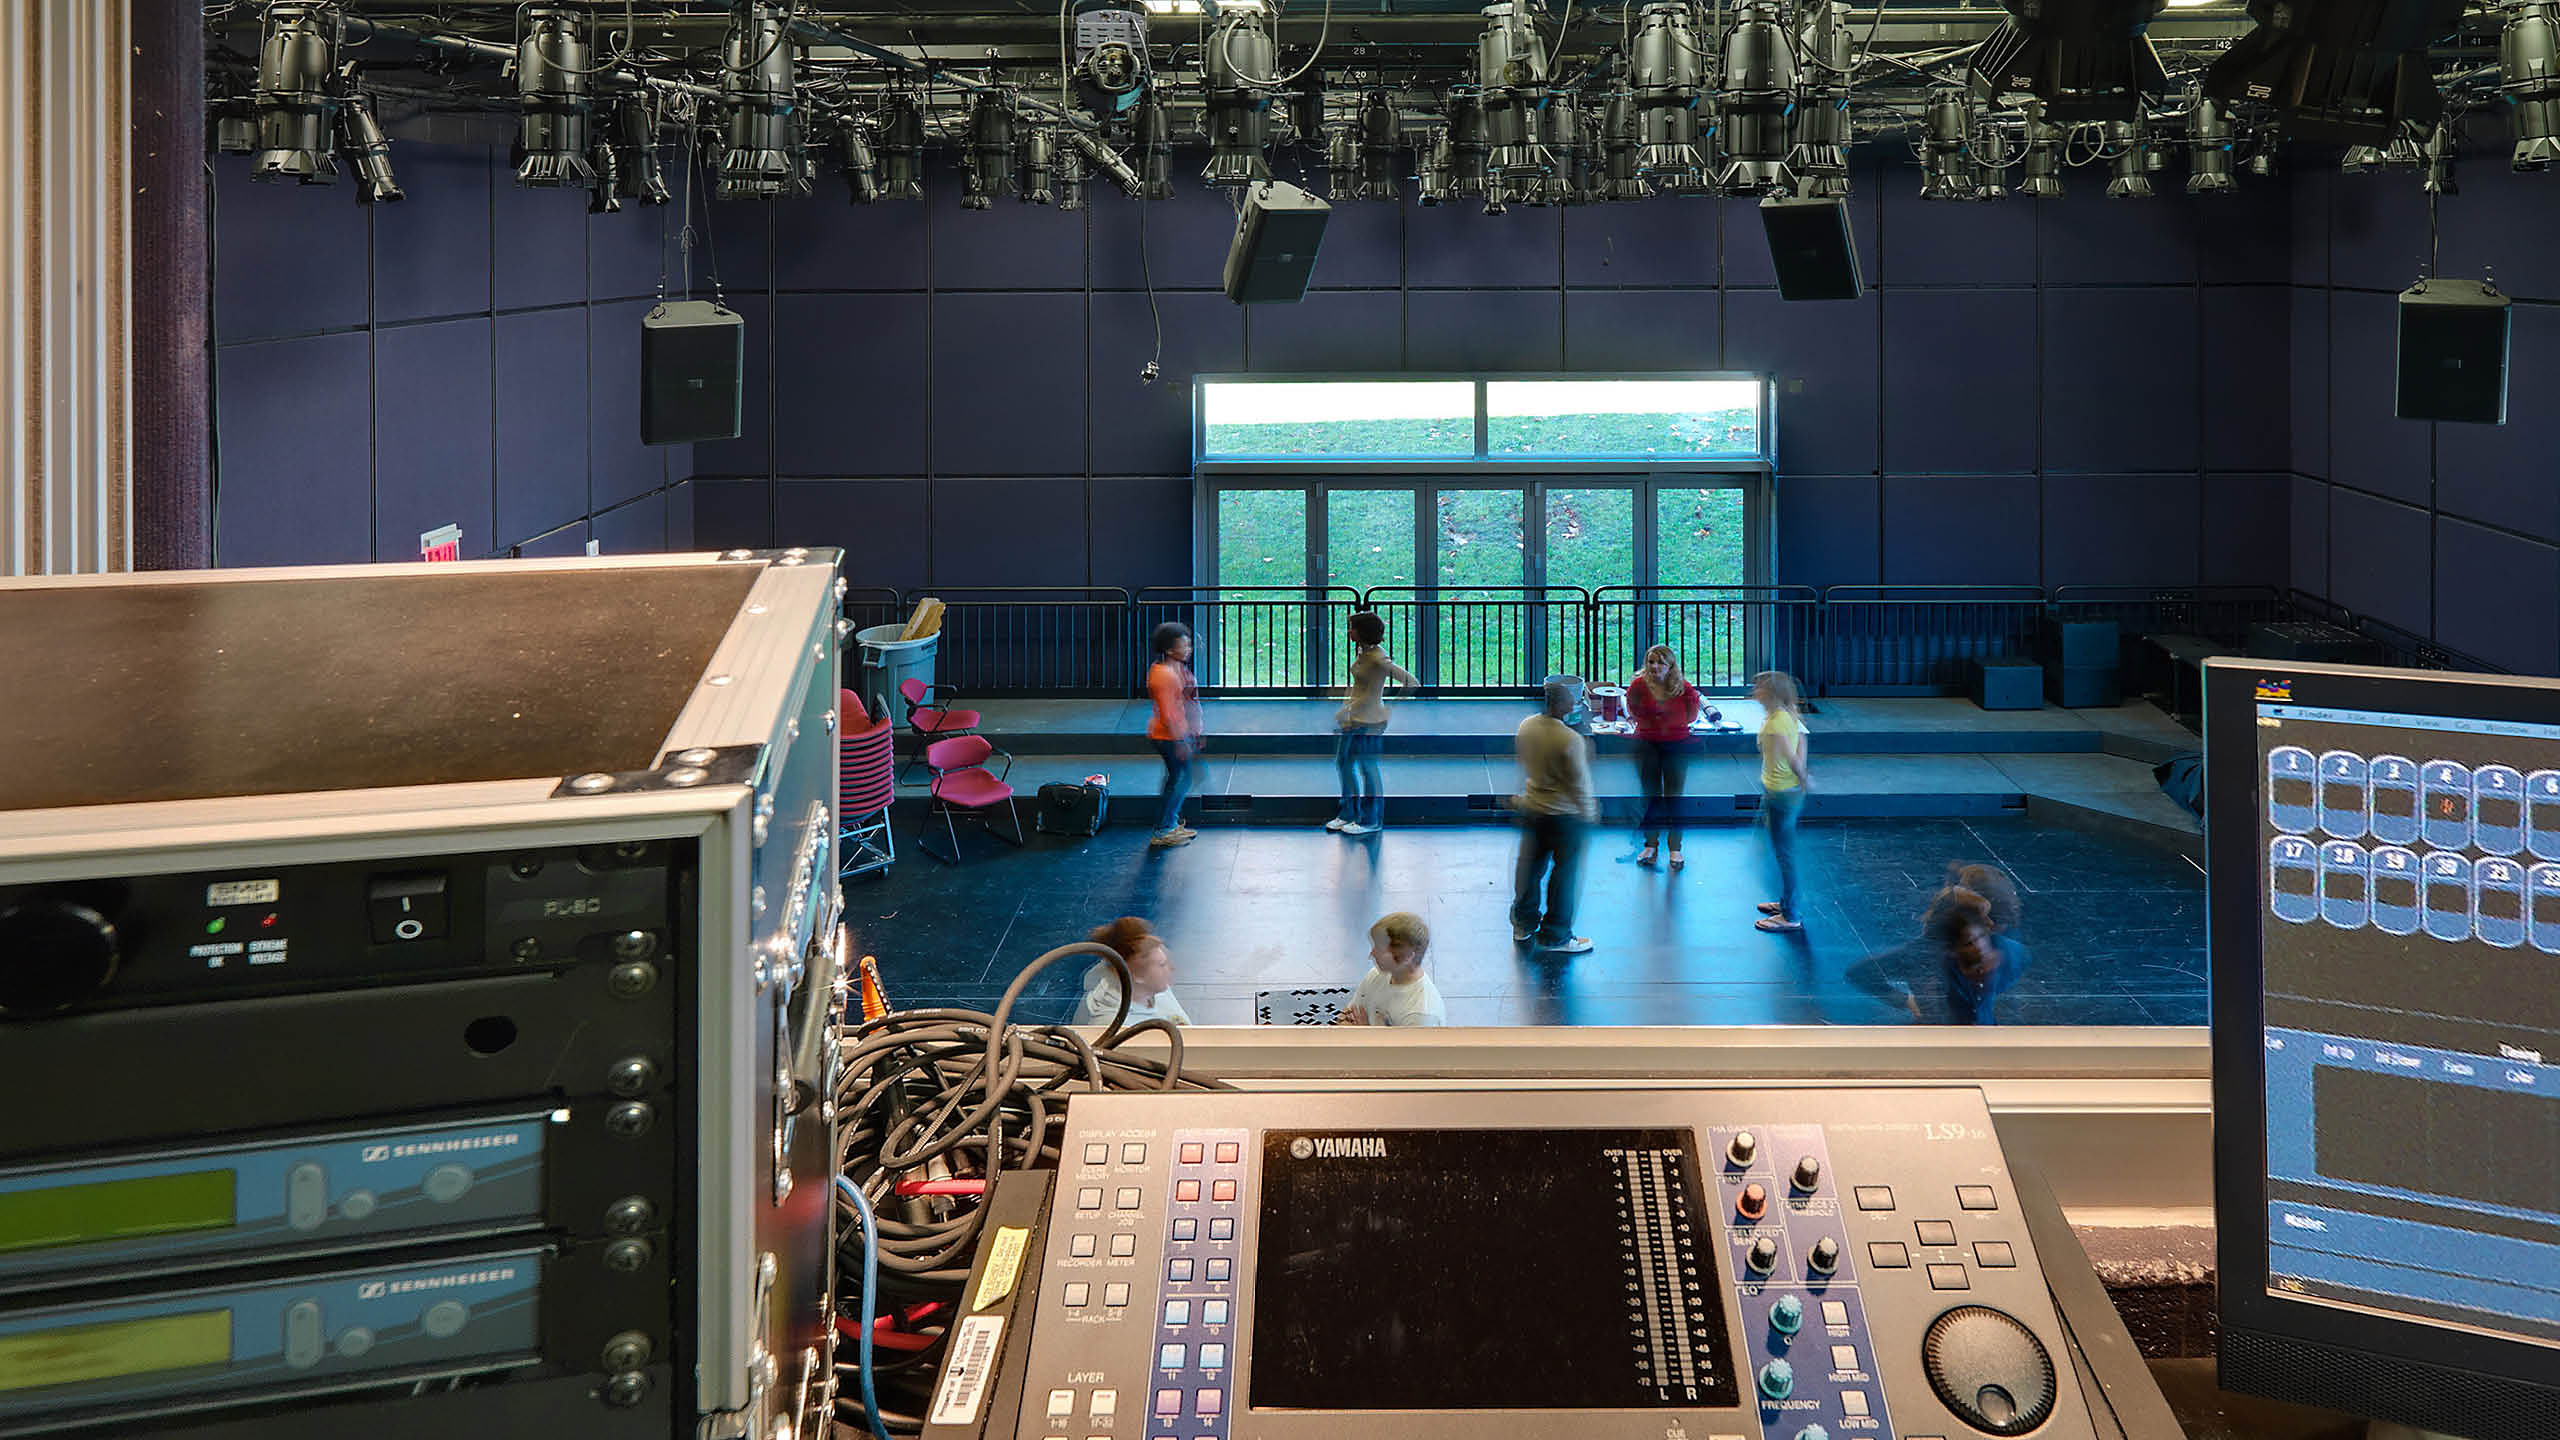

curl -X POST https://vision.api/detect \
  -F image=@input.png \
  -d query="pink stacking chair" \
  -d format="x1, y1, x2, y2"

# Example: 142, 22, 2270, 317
839, 691, 897, 879
919, 735, 1023, 863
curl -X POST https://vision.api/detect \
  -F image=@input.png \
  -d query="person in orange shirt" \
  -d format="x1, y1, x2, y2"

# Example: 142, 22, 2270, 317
1146, 622, 1204, 847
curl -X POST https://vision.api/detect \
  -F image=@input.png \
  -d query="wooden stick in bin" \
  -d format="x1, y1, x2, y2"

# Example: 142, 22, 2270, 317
898, 597, 945, 641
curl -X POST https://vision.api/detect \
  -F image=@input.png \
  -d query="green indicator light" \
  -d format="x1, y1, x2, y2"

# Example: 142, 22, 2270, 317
205, 917, 225, 935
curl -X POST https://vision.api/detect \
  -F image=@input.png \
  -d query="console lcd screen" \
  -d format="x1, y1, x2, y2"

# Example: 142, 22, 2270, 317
1250, 1126, 1738, 1411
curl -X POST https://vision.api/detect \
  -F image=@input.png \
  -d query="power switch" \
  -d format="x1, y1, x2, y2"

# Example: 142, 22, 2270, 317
368, 873, 448, 944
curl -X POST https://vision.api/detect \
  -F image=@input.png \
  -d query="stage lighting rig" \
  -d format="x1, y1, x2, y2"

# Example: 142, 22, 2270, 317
2188, 94, 2237, 192
2105, 115, 2153, 196
1537, 97, 1592, 204
610, 96, 672, 205
840, 119, 881, 204
1074, 0, 1153, 120
881, 93, 926, 199
718, 0, 804, 199
1713, 0, 1800, 196
1482, 1, 1556, 205
1447, 93, 1494, 205
1967, 0, 2168, 121
1358, 91, 1404, 200
1919, 91, 1976, 199
2503, 0, 2560, 169
1070, 130, 1147, 196
1058, 136, 1088, 210
1791, 0, 1855, 198
2239, 115, 2281, 175
1020, 127, 1058, 204
2205, 0, 2466, 145
1136, 95, 1177, 198
215, 93, 258, 156
963, 91, 1016, 209
2423, 119, 2458, 193
250, 2, 340, 184
515, 4, 594, 188
2020, 100, 2066, 195
1327, 115, 1363, 201
337, 84, 401, 204
1599, 74, 1650, 198
1203, 9, 1278, 185
1632, 0, 1708, 190
1972, 111, 2012, 199
1417, 126, 1456, 204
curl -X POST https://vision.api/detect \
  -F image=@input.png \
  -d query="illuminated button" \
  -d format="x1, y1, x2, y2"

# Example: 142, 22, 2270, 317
1163, 1300, 1191, 1324
335, 1325, 375, 1359
1063, 1283, 1091, 1308
1867, 1242, 1909, 1268
1758, 1359, 1795, 1400
1076, 1188, 1103, 1211
421, 1300, 470, 1338
1927, 1263, 1970, 1291
1104, 1283, 1132, 1308
1830, 1345, 1859, 1372
1116, 1188, 1144, 1210
1728, 1130, 1758, 1166
1842, 1390, 1870, 1417
1214, 1142, 1240, 1163
422, 1164, 473, 1204
1196, 1389, 1223, 1416
1172, 1218, 1198, 1241
1975, 1241, 2017, 1268
1111, 1234, 1137, 1258
1821, 1301, 1849, 1327
1853, 1185, 1895, 1211
1769, 1295, 1804, 1335
1160, 1344, 1186, 1369
1737, 1183, 1769, 1221
1747, 1236, 1780, 1275
1915, 1220, 1958, 1248
1205, 1258, 1232, 1281
1797, 1427, 1830, 1440
1084, 1143, 1111, 1165
1202, 1300, 1230, 1325
1179, 1143, 1205, 1165
1170, 1259, 1196, 1282
1209, 1218, 1236, 1241
1957, 1185, 1998, 1211
1070, 1234, 1098, 1258
1123, 1143, 1148, 1165
1808, 1236, 1840, 1275
1200, 1344, 1227, 1370
1210, 1180, 1238, 1202
288, 1163, 329, 1231
285, 1300, 325, 1369
1048, 1389, 1076, 1421
338, 1188, 377, 1221
1792, 1155, 1823, 1192
1091, 1389, 1118, 1420
1175, 1180, 1203, 1202
1154, 1390, 1182, 1417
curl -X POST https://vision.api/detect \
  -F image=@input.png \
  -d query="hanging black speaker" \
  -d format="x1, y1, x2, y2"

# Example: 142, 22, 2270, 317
1759, 197, 1863, 301
640, 300, 745, 445
2396, 279, 2510, 425
1223, 180, 1331, 304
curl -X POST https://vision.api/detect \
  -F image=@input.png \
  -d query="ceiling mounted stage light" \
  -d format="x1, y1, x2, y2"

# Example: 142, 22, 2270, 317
1446, 93, 1494, 205
1417, 125, 1456, 205
1203, 9, 1277, 185
1632, 0, 1707, 190
1481, 0, 1555, 209
1327, 115, 1363, 201
2504, 0, 2560, 169
1070, 130, 1147, 196
215, 94, 259, 156
1537, 97, 1592, 204
1919, 90, 1976, 199
881, 93, 926, 199
1972, 111, 2012, 199
718, 0, 805, 200
1790, 0, 1855, 198
1966, 0, 2168, 122
2105, 115, 2153, 196
2188, 94, 2237, 192
1058, 136, 1089, 210
515, 4, 595, 188
251, 2, 340, 184
2423, 119, 2458, 193
1599, 72, 1650, 199
839, 118, 881, 204
2019, 100, 2066, 195
962, 91, 1016, 209
1358, 91, 1403, 200
1135, 95, 1177, 198
336, 84, 401, 204
1713, 0, 1799, 196
2205, 0, 2467, 145
1020, 127, 1058, 204
609, 96, 671, 205
1073, 0, 1153, 119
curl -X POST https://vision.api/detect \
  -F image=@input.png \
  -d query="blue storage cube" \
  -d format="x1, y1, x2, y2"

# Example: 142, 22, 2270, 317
1968, 657, 2044, 711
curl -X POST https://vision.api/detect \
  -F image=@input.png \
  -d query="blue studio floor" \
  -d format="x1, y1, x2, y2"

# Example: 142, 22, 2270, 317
845, 815, 2208, 1029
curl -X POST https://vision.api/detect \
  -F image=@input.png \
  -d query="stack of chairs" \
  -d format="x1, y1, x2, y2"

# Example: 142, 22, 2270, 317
839, 690, 897, 880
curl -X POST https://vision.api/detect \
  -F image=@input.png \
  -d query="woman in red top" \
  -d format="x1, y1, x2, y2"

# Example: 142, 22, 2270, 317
1626, 644, 1704, 867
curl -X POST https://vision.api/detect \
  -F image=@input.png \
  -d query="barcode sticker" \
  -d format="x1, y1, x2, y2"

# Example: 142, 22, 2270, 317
926, 1313, 1006, 1427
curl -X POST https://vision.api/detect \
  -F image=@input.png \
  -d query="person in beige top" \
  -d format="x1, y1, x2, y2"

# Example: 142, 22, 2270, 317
1511, 677, 1598, 954
1330, 611, 1416, 836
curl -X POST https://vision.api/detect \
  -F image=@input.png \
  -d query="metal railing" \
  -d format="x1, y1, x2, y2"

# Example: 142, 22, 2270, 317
859, 584, 2502, 698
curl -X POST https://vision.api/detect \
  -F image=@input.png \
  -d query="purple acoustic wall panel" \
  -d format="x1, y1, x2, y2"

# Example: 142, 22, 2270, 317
1726, 288, 1878, 476
931, 200, 1088, 291
373, 318, 496, 561
2041, 288, 2200, 473
2290, 287, 2330, 479
589, 298, 671, 511
2200, 181, 2292, 286
930, 292, 1087, 473
2202, 286, 2291, 471
2037, 185, 2198, 286
688, 478, 768, 550
515, 520, 590, 557
1088, 476, 1193, 592
1882, 181, 2035, 286
775, 293, 930, 475
2435, 303, 2560, 543
1089, 291, 1244, 476
2327, 174, 2432, 295
1562, 199, 1722, 289
777, 479, 932, 592
2200, 473, 2291, 587
2326, 288, 2430, 506
1563, 289, 1720, 370
2435, 518, 2560, 674
687, 293, 772, 477
373, 145, 494, 324
1090, 184, 1250, 291
2431, 157, 2560, 302
1775, 475, 1881, 587
490, 179, 589, 311
929, 477, 1090, 587
2290, 163, 2330, 288
588, 491, 669, 554
1404, 289, 1564, 371
1881, 288, 2038, 473
1881, 474, 2041, 585
214, 158, 372, 342
2041, 473, 2202, 586
1245, 289, 1402, 371
1302, 192, 1403, 289
2325, 486, 2431, 636
493, 307, 592, 546
772, 192, 930, 293
2290, 476, 2330, 597
1405, 202, 1563, 288
590, 202, 679, 303
214, 332, 375, 566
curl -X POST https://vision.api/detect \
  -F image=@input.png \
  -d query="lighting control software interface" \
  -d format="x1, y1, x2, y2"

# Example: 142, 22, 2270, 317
2257, 702, 2560, 1350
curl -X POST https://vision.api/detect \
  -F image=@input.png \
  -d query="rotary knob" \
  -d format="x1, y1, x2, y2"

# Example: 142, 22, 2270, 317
1922, 1306, 2058, 1437
1728, 1131, 1758, 1166
1747, 1235, 1780, 1275
1809, 1236, 1841, 1274
0, 901, 120, 1017
1737, 1183, 1770, 1221
1792, 1155, 1823, 1192
1770, 1294, 1805, 1335
1757, 1358, 1795, 1400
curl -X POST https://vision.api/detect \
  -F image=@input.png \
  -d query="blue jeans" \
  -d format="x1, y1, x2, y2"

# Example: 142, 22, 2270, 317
1511, 813, 1589, 945
1637, 739, 1697, 846
1154, 739, 1194, 833
1764, 785, 1805, 919
1334, 723, 1386, 827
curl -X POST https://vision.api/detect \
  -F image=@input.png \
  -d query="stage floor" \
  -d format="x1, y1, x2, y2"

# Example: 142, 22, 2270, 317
848, 815, 2207, 1030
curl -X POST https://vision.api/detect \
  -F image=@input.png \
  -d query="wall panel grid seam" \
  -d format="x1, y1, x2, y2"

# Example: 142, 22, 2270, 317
3, 0, 131, 576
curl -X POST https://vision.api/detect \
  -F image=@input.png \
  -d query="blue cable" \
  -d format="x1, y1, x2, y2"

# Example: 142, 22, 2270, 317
834, 1174, 895, 1440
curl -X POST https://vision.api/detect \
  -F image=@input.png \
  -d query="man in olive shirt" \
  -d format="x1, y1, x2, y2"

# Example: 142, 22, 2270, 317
1512, 677, 1598, 954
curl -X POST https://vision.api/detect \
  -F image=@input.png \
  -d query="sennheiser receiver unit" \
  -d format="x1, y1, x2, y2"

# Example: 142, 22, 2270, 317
986, 1088, 2151, 1440
0, 554, 848, 1440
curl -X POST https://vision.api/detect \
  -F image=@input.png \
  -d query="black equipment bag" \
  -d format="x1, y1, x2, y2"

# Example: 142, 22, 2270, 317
1035, 779, 1108, 836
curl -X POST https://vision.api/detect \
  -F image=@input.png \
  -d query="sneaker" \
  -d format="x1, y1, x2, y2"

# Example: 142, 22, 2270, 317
1636, 847, 1659, 867
1149, 829, 1194, 848
1324, 817, 1349, 832
1512, 922, 1536, 943
1756, 900, 1786, 915
1754, 914, 1802, 933
1339, 822, 1382, 836
1542, 935, 1595, 954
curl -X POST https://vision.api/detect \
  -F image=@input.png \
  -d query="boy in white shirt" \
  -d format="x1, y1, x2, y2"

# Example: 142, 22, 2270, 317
1075, 916, 1194, 1027
1336, 912, 1447, 1028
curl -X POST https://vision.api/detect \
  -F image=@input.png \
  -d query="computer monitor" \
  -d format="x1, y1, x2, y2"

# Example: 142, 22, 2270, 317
2206, 658, 2560, 1440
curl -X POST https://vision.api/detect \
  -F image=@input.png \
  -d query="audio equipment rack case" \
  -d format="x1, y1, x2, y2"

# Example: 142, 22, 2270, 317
0, 552, 848, 1440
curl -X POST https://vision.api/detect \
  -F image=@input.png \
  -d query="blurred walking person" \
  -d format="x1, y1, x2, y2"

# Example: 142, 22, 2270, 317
1146, 622, 1203, 848
1752, 670, 1813, 932
1330, 611, 1415, 837
1512, 677, 1598, 954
